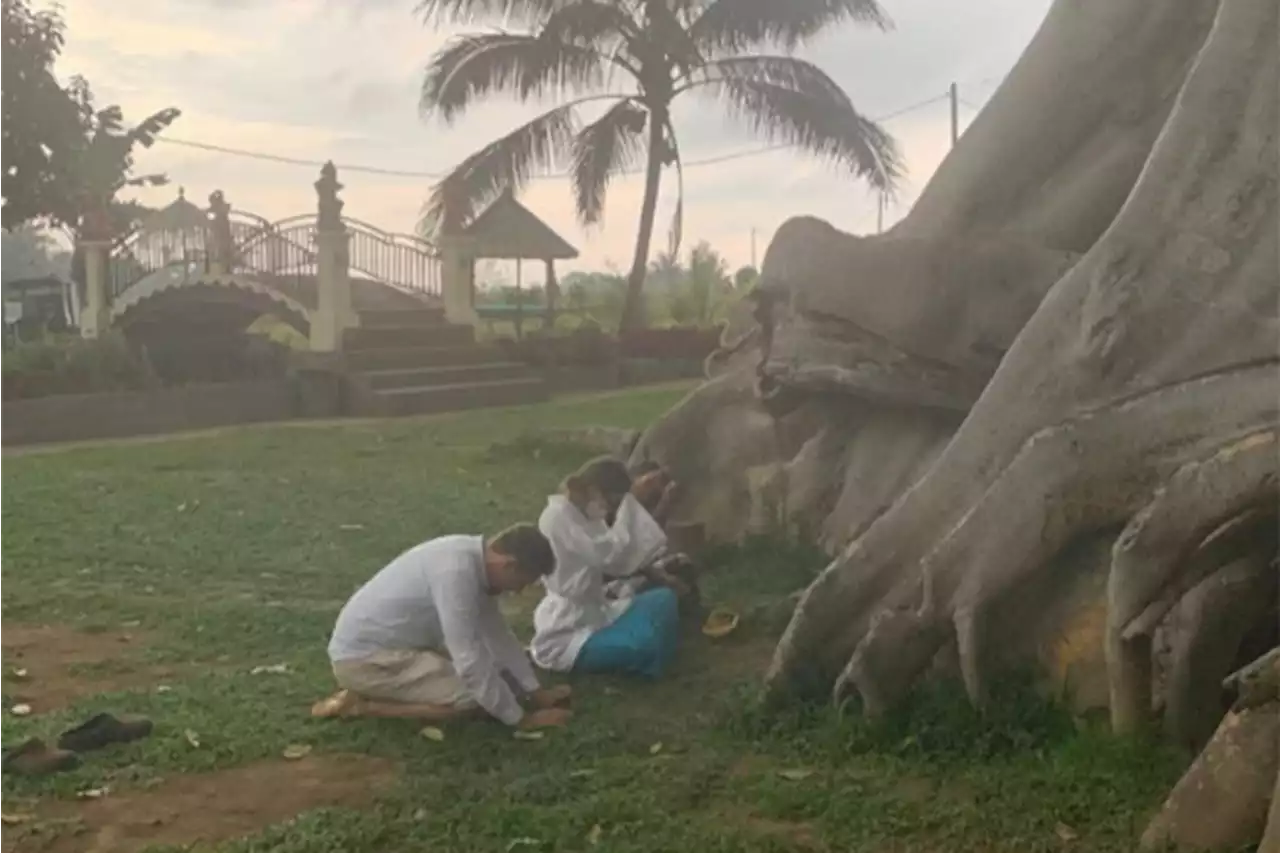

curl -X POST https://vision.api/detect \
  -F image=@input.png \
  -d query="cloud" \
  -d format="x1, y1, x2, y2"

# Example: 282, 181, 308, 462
54, 0, 1052, 271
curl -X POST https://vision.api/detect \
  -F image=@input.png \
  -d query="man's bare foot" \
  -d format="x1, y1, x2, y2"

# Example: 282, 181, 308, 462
520, 707, 573, 730
530, 684, 572, 710
310, 689, 364, 719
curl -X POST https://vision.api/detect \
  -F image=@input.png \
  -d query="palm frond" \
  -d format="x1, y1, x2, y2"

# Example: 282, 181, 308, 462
662, 117, 685, 259
697, 75, 902, 191
640, 0, 703, 78
121, 173, 169, 189
424, 100, 583, 232
94, 106, 125, 134
415, 0, 564, 28
541, 1, 640, 58
421, 33, 610, 123
128, 108, 182, 147
689, 0, 890, 54
571, 98, 647, 224
681, 55, 847, 100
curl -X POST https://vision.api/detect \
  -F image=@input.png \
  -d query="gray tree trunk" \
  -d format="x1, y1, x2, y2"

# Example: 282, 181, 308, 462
633, 0, 1278, 845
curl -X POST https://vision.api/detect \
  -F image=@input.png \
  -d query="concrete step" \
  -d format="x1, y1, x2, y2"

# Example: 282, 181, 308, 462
344, 343, 507, 372
369, 377, 548, 417
358, 307, 446, 327
344, 323, 474, 350
361, 362, 531, 391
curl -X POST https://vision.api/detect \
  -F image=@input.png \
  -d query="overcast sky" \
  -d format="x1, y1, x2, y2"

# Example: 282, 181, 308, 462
56, 0, 1050, 274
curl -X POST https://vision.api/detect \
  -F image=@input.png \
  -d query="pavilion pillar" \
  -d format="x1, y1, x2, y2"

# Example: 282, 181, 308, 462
544, 258, 559, 327
310, 162, 354, 352
438, 235, 480, 327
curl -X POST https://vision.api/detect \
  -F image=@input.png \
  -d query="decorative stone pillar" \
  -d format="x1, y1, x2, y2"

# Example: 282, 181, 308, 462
310, 161, 354, 352
207, 190, 234, 276
437, 234, 480, 327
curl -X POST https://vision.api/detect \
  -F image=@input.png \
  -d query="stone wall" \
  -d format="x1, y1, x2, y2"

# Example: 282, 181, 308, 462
2, 380, 298, 446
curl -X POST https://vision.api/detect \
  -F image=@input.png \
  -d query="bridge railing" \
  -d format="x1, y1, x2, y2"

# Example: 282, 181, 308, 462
106, 211, 443, 312
345, 218, 442, 299
232, 213, 318, 304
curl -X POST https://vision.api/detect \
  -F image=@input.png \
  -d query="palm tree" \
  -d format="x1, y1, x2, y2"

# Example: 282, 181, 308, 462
417, 0, 902, 331
648, 248, 685, 292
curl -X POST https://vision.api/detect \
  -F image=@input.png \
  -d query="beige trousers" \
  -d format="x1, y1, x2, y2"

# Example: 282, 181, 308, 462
332, 649, 477, 707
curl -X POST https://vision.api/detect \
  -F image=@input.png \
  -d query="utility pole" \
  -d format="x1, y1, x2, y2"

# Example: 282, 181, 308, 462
949, 82, 959, 147
750, 227, 757, 268
876, 191, 885, 233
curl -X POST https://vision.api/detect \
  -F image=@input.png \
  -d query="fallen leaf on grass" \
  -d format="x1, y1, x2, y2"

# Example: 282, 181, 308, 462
420, 726, 446, 742
77, 788, 109, 800
649, 742, 664, 755
1055, 822, 1079, 843
10, 668, 29, 680
339, 524, 365, 531
249, 663, 290, 675
183, 729, 201, 748
701, 608, 740, 639
587, 823, 603, 845
9, 704, 32, 717
505, 838, 540, 851
282, 744, 312, 760
513, 730, 545, 741
777, 769, 815, 782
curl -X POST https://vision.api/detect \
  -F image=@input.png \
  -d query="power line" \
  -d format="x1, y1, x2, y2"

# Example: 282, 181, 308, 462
151, 92, 953, 181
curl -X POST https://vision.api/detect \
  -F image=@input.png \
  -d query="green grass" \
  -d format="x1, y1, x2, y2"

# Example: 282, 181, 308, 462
1, 384, 1184, 852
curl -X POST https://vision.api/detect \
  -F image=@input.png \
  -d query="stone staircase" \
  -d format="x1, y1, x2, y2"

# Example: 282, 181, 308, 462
344, 307, 547, 416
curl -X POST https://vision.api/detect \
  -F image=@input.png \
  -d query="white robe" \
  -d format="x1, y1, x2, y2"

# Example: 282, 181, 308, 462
531, 494, 668, 671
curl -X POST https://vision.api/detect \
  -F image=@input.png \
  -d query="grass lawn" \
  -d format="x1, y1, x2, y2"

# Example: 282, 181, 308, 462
2, 383, 1184, 852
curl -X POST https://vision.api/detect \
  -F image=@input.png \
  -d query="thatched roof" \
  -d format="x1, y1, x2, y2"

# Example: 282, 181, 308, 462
140, 188, 208, 234
460, 190, 578, 260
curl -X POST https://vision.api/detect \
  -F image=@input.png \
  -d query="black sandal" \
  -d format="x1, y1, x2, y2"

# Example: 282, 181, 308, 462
57, 713, 153, 753
2, 738, 80, 776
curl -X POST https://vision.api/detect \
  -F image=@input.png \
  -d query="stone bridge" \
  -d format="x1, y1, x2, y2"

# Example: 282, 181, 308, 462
78, 162, 484, 352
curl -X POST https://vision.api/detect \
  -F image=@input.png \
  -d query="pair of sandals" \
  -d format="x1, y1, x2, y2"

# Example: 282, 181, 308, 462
3, 713, 153, 776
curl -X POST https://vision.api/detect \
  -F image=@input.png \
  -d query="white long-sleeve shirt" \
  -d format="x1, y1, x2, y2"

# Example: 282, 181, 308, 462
531, 495, 667, 671
327, 535, 538, 725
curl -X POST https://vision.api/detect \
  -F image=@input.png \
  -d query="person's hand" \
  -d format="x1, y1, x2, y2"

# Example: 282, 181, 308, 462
631, 470, 666, 505
530, 684, 573, 710
657, 480, 679, 508
519, 707, 573, 730
652, 567, 691, 598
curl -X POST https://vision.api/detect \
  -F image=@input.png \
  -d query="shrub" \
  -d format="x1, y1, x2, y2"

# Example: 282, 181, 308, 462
618, 326, 721, 360
139, 332, 289, 385
498, 326, 619, 368
2, 332, 159, 400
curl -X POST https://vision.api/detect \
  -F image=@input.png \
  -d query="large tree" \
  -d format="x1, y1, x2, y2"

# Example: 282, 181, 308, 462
417, 0, 901, 331
1, 0, 82, 229
1, 0, 179, 241
633, 0, 1277, 847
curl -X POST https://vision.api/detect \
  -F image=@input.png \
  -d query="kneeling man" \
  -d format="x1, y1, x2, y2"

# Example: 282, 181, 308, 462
314, 523, 571, 730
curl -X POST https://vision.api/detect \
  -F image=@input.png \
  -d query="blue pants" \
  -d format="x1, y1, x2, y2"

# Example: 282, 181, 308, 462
574, 588, 680, 679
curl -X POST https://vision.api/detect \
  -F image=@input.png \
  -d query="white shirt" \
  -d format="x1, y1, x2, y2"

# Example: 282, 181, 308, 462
531, 495, 667, 671
328, 535, 538, 725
